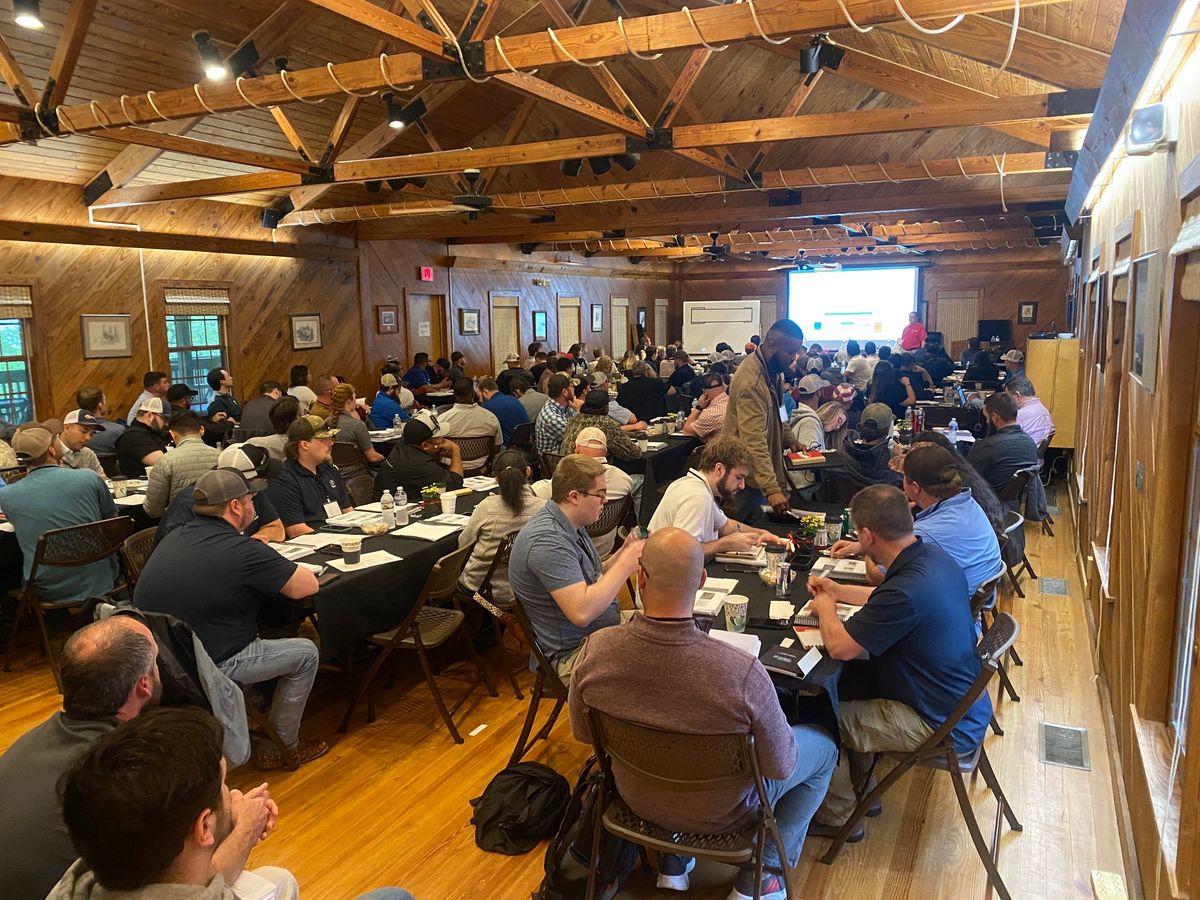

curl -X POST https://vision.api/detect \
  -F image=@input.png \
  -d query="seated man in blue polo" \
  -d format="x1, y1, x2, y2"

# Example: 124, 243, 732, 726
369, 373, 411, 429
265, 414, 352, 538
402, 352, 450, 398
134, 468, 326, 769
806, 484, 990, 837
373, 410, 464, 502
508, 453, 645, 684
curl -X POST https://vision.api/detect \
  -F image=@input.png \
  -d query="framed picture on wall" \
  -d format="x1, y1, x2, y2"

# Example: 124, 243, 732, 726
290, 314, 323, 350
532, 310, 548, 342
1017, 302, 1038, 325
590, 304, 603, 332
1130, 250, 1161, 393
377, 305, 398, 334
636, 307, 647, 329
459, 308, 480, 335
80, 315, 132, 359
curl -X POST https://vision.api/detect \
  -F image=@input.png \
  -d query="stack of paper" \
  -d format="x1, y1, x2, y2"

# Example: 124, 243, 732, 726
268, 543, 318, 561
794, 599, 863, 627
327, 550, 400, 572
424, 512, 470, 527
810, 556, 870, 584
707, 630, 761, 658
715, 545, 767, 568
325, 510, 381, 527
692, 577, 740, 615
391, 521, 461, 541
463, 476, 499, 491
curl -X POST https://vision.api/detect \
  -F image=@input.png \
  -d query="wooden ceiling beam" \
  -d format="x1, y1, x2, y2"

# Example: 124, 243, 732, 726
652, 48, 711, 129
743, 70, 822, 173
478, 96, 536, 193
280, 151, 1058, 224
0, 34, 38, 107
92, 127, 317, 174
649, 57, 738, 176
298, 0, 453, 59
85, 0, 317, 204
44, 0, 99, 109
460, 0, 504, 41
582, 227, 1043, 255
495, 71, 653, 138
46, 0, 1069, 138
269, 107, 318, 162
881, 15, 1110, 89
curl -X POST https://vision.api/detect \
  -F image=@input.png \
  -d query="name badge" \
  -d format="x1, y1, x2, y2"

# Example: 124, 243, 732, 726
323, 499, 341, 519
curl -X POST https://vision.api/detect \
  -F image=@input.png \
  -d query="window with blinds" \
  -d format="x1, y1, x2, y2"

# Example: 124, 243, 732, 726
558, 296, 581, 349
935, 289, 979, 348
654, 299, 668, 344
0, 285, 33, 423
164, 287, 230, 407
611, 297, 629, 355
491, 303, 519, 371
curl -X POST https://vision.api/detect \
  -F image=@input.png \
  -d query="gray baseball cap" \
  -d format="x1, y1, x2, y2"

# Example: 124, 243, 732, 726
192, 468, 265, 505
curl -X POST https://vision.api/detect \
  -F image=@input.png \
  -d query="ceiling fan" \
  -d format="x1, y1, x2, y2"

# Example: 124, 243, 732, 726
767, 252, 841, 273
451, 168, 497, 219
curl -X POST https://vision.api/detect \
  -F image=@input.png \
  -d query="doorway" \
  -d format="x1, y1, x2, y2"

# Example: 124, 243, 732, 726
406, 293, 447, 362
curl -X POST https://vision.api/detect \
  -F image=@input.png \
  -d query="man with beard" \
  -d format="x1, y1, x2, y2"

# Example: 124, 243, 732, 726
0, 616, 162, 900
724, 319, 806, 521
649, 435, 788, 560
135, 469, 326, 770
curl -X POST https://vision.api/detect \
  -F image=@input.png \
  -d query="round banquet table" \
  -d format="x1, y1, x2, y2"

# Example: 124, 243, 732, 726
614, 432, 699, 526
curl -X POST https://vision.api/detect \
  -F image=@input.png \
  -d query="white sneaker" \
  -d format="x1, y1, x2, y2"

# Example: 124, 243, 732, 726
656, 855, 697, 891
726, 873, 788, 900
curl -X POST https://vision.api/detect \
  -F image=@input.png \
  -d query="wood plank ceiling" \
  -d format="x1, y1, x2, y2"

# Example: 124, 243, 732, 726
0, 0, 1124, 259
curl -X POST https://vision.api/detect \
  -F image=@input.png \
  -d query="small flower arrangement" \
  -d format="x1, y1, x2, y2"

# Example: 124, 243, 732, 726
794, 514, 825, 539
420, 484, 443, 500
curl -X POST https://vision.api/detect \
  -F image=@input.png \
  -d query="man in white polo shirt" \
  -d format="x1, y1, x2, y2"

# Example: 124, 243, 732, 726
649, 434, 786, 559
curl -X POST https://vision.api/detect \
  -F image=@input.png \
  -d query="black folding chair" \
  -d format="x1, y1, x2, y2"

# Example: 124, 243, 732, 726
969, 573, 1016, 733
508, 591, 569, 765
446, 434, 498, 476
540, 451, 564, 479
462, 532, 526, 699
118, 526, 158, 592
585, 495, 633, 556
822, 613, 1024, 900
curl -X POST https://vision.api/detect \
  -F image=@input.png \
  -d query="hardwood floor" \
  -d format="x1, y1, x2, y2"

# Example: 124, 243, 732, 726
0, 489, 1129, 899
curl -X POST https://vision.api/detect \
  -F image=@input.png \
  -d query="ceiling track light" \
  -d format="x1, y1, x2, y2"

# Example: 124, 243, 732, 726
384, 94, 426, 130
587, 155, 612, 176
798, 33, 843, 74
14, 0, 42, 29
613, 151, 640, 172
560, 158, 583, 177
192, 31, 229, 81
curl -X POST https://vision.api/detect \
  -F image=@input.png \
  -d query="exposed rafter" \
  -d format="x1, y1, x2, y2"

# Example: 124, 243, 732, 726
299, 0, 453, 59
0, 34, 38, 107
91, 128, 317, 174
44, 0, 99, 109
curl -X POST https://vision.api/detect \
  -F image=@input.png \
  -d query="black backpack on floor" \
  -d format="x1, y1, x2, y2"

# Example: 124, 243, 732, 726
532, 757, 643, 900
470, 762, 570, 855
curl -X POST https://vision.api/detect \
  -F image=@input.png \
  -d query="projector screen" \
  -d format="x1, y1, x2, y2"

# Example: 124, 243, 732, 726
787, 266, 919, 346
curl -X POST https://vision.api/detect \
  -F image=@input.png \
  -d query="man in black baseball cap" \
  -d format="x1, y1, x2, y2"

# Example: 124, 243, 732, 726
373, 410, 464, 502
165, 382, 198, 413
134, 467, 327, 769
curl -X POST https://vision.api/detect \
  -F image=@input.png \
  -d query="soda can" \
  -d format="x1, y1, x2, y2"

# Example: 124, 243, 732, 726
775, 563, 792, 599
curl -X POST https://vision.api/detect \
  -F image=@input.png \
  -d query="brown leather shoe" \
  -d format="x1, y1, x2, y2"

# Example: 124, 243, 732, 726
253, 739, 330, 770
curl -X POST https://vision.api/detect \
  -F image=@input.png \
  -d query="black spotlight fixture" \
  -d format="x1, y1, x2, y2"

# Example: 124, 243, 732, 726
588, 155, 612, 175
613, 151, 640, 172
385, 93, 406, 129
798, 37, 822, 74
192, 31, 229, 81
560, 158, 583, 177
365, 180, 382, 193
14, 0, 42, 29
386, 178, 407, 191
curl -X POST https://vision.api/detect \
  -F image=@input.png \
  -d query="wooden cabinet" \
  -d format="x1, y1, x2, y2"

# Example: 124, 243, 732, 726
1025, 337, 1079, 448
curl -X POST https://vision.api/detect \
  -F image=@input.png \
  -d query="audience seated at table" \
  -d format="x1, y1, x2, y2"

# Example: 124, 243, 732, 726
478, 376, 529, 446
842, 403, 903, 487
164, 382, 232, 448
439, 378, 503, 468
206, 367, 241, 424
616, 361, 673, 423
915, 337, 955, 386
569, 527, 837, 900
896, 353, 936, 399
959, 336, 982, 367
74, 387, 125, 458
246, 395, 300, 462
967, 392, 1040, 495
240, 380, 284, 434
459, 448, 547, 607
534, 373, 578, 455
330, 383, 385, 468
560, 388, 641, 462
307, 374, 337, 421
512, 375, 548, 424
155, 443, 285, 546
38, 410, 104, 477
403, 351, 451, 397
374, 411, 465, 502
1000, 348, 1025, 379
681, 371, 728, 442
788, 374, 830, 496
839, 339, 870, 391
496, 352, 529, 395
1005, 375, 1056, 447
649, 435, 783, 560
124, 370, 169, 427
143, 411, 220, 518
287, 363, 317, 410
818, 401, 850, 453
963, 348, 999, 383
807, 485, 992, 836
509, 454, 645, 684
533, 427, 636, 559
0, 616, 160, 900
116, 396, 168, 477
136, 469, 326, 768
901, 431, 1005, 533
867, 360, 915, 418
368, 373, 412, 430
2, 425, 120, 603
266, 415, 352, 537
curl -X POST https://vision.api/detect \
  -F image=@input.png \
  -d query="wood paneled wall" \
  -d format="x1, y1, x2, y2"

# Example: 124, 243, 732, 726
0, 178, 363, 421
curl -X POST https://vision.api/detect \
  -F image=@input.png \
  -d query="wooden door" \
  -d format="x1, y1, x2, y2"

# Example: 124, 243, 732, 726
558, 295, 581, 350
406, 293, 446, 361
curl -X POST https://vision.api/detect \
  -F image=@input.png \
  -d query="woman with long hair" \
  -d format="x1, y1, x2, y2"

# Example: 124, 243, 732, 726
458, 449, 546, 606
816, 401, 849, 453
867, 359, 916, 418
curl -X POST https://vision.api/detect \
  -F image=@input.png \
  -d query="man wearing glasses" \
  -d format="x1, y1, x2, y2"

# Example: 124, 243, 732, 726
509, 454, 645, 684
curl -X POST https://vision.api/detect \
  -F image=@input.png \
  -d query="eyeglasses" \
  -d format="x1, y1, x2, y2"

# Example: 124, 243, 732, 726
576, 490, 607, 501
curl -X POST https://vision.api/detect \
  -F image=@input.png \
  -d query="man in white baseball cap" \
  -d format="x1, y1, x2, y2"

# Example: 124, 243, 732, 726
57, 410, 107, 477
999, 348, 1025, 379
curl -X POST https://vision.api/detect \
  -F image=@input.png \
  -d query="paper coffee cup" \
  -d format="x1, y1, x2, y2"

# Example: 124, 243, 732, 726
395, 508, 410, 527
723, 595, 749, 633
440, 493, 457, 514
111, 478, 128, 498
342, 538, 362, 566
638, 438, 649, 452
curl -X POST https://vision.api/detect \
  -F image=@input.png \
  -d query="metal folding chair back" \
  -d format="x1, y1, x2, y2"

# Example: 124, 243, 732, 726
540, 451, 563, 479
331, 441, 369, 472
510, 421, 534, 452
447, 435, 497, 475
586, 495, 632, 540
343, 473, 375, 507
997, 468, 1031, 504
0, 465, 27, 484
119, 526, 159, 592
969, 573, 1004, 618
468, 532, 526, 698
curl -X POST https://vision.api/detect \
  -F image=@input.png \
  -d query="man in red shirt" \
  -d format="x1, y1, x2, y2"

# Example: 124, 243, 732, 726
898, 311, 928, 351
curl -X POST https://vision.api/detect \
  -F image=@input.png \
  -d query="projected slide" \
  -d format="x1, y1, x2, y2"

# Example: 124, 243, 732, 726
788, 267, 919, 345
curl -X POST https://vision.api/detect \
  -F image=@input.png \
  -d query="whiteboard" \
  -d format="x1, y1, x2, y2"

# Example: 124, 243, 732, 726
682, 299, 761, 354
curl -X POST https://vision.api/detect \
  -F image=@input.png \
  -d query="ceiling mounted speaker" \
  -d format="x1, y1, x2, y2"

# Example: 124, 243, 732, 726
1126, 103, 1173, 156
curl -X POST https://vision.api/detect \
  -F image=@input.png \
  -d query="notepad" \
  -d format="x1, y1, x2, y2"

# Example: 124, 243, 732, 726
325, 510, 381, 526
463, 476, 499, 491
285, 533, 342, 549
268, 543, 318, 561
694, 587, 730, 616
809, 556, 870, 584
114, 495, 145, 507
715, 545, 767, 568
793, 600, 862, 628
327, 550, 400, 572
391, 521, 461, 541
296, 561, 325, 576
230, 869, 280, 900
707, 630, 761, 658
424, 513, 470, 527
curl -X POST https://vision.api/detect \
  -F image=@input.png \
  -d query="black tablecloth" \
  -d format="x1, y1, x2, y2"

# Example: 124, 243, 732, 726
0, 529, 21, 593
614, 433, 699, 526
706, 502, 847, 743
302, 491, 489, 659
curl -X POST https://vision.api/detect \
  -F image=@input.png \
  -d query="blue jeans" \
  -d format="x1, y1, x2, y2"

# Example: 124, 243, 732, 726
356, 891, 414, 900
759, 724, 838, 868
218, 638, 319, 748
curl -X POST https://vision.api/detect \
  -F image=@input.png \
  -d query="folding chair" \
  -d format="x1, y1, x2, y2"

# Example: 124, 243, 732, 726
584, 709, 797, 900
821, 613, 1024, 900
3, 515, 134, 690
540, 451, 564, 479
118, 526, 159, 592
343, 472, 375, 507
508, 591, 569, 765
331, 440, 370, 479
999, 510, 1036, 597
339, 544, 497, 742
585, 495, 633, 556
242, 685, 299, 771
462, 532, 526, 699
968, 573, 1015, 733
509, 421, 534, 454
1035, 434, 1056, 534
446, 435, 497, 476
0, 465, 28, 484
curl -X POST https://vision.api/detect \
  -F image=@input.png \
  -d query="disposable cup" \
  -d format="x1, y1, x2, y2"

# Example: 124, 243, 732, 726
395, 508, 410, 527
638, 438, 649, 453
111, 478, 128, 498
723, 595, 749, 633
440, 493, 457, 514
342, 538, 362, 566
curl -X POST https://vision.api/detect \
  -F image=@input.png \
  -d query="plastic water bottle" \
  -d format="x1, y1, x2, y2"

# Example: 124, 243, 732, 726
393, 413, 403, 430
380, 489, 395, 528
948, 417, 959, 446
395, 485, 407, 511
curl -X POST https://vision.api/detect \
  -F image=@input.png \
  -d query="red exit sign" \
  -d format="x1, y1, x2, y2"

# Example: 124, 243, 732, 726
418, 266, 434, 282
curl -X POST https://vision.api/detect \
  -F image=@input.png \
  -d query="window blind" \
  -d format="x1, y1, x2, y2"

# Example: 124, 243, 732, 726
0, 285, 33, 319
164, 286, 231, 316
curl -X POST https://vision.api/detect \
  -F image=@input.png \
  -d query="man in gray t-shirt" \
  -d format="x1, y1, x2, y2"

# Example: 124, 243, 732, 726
508, 454, 644, 682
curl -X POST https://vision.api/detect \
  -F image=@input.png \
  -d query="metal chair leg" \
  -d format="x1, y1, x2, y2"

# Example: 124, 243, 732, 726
492, 616, 524, 700
509, 677, 544, 765
1005, 564, 1026, 598
977, 749, 1023, 833
3, 597, 29, 673
415, 644, 463, 743
989, 715, 1004, 736
339, 645, 393, 733
459, 626, 499, 699
947, 757, 1014, 900
33, 604, 63, 692
246, 699, 299, 771
822, 756, 918, 865
996, 659, 1021, 703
